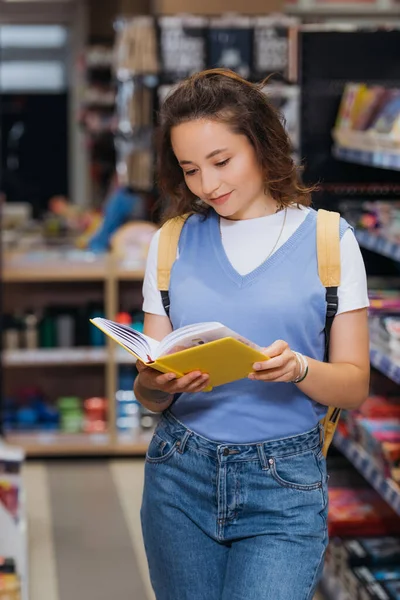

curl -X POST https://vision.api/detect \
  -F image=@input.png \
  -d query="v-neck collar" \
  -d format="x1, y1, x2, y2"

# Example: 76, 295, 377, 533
208, 208, 315, 288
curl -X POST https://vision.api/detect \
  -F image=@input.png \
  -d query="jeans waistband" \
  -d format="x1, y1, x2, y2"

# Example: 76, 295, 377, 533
160, 410, 322, 462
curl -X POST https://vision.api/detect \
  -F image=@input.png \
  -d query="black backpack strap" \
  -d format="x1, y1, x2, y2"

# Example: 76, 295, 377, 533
324, 286, 339, 362
161, 290, 171, 318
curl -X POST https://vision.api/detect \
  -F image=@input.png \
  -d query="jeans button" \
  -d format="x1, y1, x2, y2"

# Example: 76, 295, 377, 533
223, 448, 230, 456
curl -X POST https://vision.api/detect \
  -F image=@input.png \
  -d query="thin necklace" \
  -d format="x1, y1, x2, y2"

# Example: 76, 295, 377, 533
219, 207, 288, 261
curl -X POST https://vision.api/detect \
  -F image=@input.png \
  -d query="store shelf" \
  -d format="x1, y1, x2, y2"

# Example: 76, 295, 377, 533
334, 144, 400, 172
3, 347, 108, 367
355, 229, 400, 262
370, 344, 400, 385
333, 430, 400, 517
320, 568, 349, 600
5, 430, 151, 457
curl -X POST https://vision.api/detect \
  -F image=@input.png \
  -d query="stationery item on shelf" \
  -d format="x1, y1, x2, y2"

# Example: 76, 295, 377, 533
352, 86, 388, 131
116, 79, 154, 134
158, 15, 207, 81
328, 487, 400, 537
116, 312, 132, 326
0, 573, 21, 600
116, 390, 140, 432
370, 91, 400, 137
139, 405, 159, 430
115, 137, 154, 191
261, 84, 300, 152
22, 311, 38, 350
208, 15, 252, 79
56, 314, 75, 348
39, 311, 57, 348
114, 17, 159, 78
253, 16, 299, 82
57, 396, 83, 433
0, 481, 19, 521
341, 537, 400, 568
2, 316, 20, 351
118, 366, 136, 392
335, 83, 368, 131
90, 317, 268, 390
0, 559, 16, 575
83, 397, 107, 434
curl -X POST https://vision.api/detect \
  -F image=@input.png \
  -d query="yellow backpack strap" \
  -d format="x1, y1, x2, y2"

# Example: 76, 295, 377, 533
157, 213, 191, 316
317, 209, 342, 457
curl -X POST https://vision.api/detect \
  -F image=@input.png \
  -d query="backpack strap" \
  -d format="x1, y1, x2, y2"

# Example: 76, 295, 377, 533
157, 213, 191, 317
316, 209, 342, 457
317, 209, 341, 363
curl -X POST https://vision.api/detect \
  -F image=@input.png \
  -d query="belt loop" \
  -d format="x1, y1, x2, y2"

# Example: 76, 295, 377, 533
257, 443, 268, 471
319, 423, 325, 447
177, 430, 192, 454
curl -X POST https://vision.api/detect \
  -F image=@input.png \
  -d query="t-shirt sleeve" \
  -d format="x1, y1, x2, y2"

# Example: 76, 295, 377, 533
142, 229, 167, 316
337, 228, 370, 316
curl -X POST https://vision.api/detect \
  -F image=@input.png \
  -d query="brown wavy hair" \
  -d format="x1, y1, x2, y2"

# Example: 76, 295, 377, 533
157, 69, 315, 222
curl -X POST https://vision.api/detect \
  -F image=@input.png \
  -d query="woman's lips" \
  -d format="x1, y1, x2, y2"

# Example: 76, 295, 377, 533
209, 192, 232, 206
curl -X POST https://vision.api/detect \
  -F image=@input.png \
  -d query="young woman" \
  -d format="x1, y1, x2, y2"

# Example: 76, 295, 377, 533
134, 69, 370, 600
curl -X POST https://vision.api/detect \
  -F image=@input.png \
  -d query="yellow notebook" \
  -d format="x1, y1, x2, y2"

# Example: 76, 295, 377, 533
90, 317, 269, 390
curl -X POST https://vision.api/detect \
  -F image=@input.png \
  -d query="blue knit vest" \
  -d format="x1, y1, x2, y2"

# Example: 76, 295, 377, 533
169, 208, 349, 443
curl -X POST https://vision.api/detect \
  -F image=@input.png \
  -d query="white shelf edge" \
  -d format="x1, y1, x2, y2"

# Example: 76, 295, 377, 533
334, 431, 400, 517
3, 347, 108, 366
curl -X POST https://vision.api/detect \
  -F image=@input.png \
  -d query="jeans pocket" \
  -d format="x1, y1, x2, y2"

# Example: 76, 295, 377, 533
145, 432, 179, 464
268, 448, 323, 492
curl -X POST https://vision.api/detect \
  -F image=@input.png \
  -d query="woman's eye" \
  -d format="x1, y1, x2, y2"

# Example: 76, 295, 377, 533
184, 169, 197, 177
216, 159, 230, 168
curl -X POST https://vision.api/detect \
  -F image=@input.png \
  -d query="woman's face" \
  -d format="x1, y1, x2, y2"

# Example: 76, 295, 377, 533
171, 119, 275, 220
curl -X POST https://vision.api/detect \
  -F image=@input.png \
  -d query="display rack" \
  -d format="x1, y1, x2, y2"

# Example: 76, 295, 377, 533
370, 344, 400, 386
320, 568, 349, 600
355, 229, 400, 263
334, 430, 400, 517
0, 444, 27, 600
333, 144, 400, 172
3, 250, 152, 457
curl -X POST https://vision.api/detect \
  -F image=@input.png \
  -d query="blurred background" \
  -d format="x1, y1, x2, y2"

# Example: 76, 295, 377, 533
1, 0, 400, 599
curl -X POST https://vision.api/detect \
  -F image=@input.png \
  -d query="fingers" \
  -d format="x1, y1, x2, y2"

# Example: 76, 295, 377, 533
174, 372, 209, 392
155, 371, 210, 393
250, 367, 292, 382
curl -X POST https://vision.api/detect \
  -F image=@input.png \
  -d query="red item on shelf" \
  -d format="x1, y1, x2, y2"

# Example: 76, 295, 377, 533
115, 312, 132, 325
328, 488, 400, 538
83, 397, 107, 434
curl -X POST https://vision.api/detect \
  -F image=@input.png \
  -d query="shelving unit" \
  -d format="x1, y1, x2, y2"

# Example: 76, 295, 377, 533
355, 229, 400, 263
333, 144, 400, 172
3, 250, 148, 457
5, 430, 152, 457
0, 444, 27, 600
334, 430, 400, 517
370, 344, 400, 386
320, 568, 349, 600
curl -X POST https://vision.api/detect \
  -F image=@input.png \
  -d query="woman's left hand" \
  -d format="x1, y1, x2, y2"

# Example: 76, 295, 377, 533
249, 340, 300, 383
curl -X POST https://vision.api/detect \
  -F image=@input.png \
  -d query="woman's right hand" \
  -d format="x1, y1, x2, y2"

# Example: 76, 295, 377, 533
136, 361, 210, 395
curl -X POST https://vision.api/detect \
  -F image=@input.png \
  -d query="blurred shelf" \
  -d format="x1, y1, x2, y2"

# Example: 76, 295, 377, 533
333, 144, 400, 172
116, 268, 145, 281
4, 260, 107, 282
4, 348, 108, 367
5, 430, 151, 457
355, 229, 400, 262
320, 568, 349, 600
370, 344, 400, 385
116, 348, 137, 364
334, 430, 400, 517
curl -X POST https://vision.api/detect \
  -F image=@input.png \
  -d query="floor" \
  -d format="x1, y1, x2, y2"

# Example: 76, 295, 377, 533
23, 459, 324, 600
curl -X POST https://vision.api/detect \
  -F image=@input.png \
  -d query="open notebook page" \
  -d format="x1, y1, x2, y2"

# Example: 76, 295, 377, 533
91, 318, 160, 362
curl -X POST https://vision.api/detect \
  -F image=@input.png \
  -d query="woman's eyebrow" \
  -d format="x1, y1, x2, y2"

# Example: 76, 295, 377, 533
179, 148, 228, 165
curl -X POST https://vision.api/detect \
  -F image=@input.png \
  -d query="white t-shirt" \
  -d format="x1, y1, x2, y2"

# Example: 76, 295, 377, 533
142, 206, 370, 317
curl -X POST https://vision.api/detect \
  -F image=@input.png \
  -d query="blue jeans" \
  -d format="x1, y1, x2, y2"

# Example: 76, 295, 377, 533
141, 410, 329, 600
